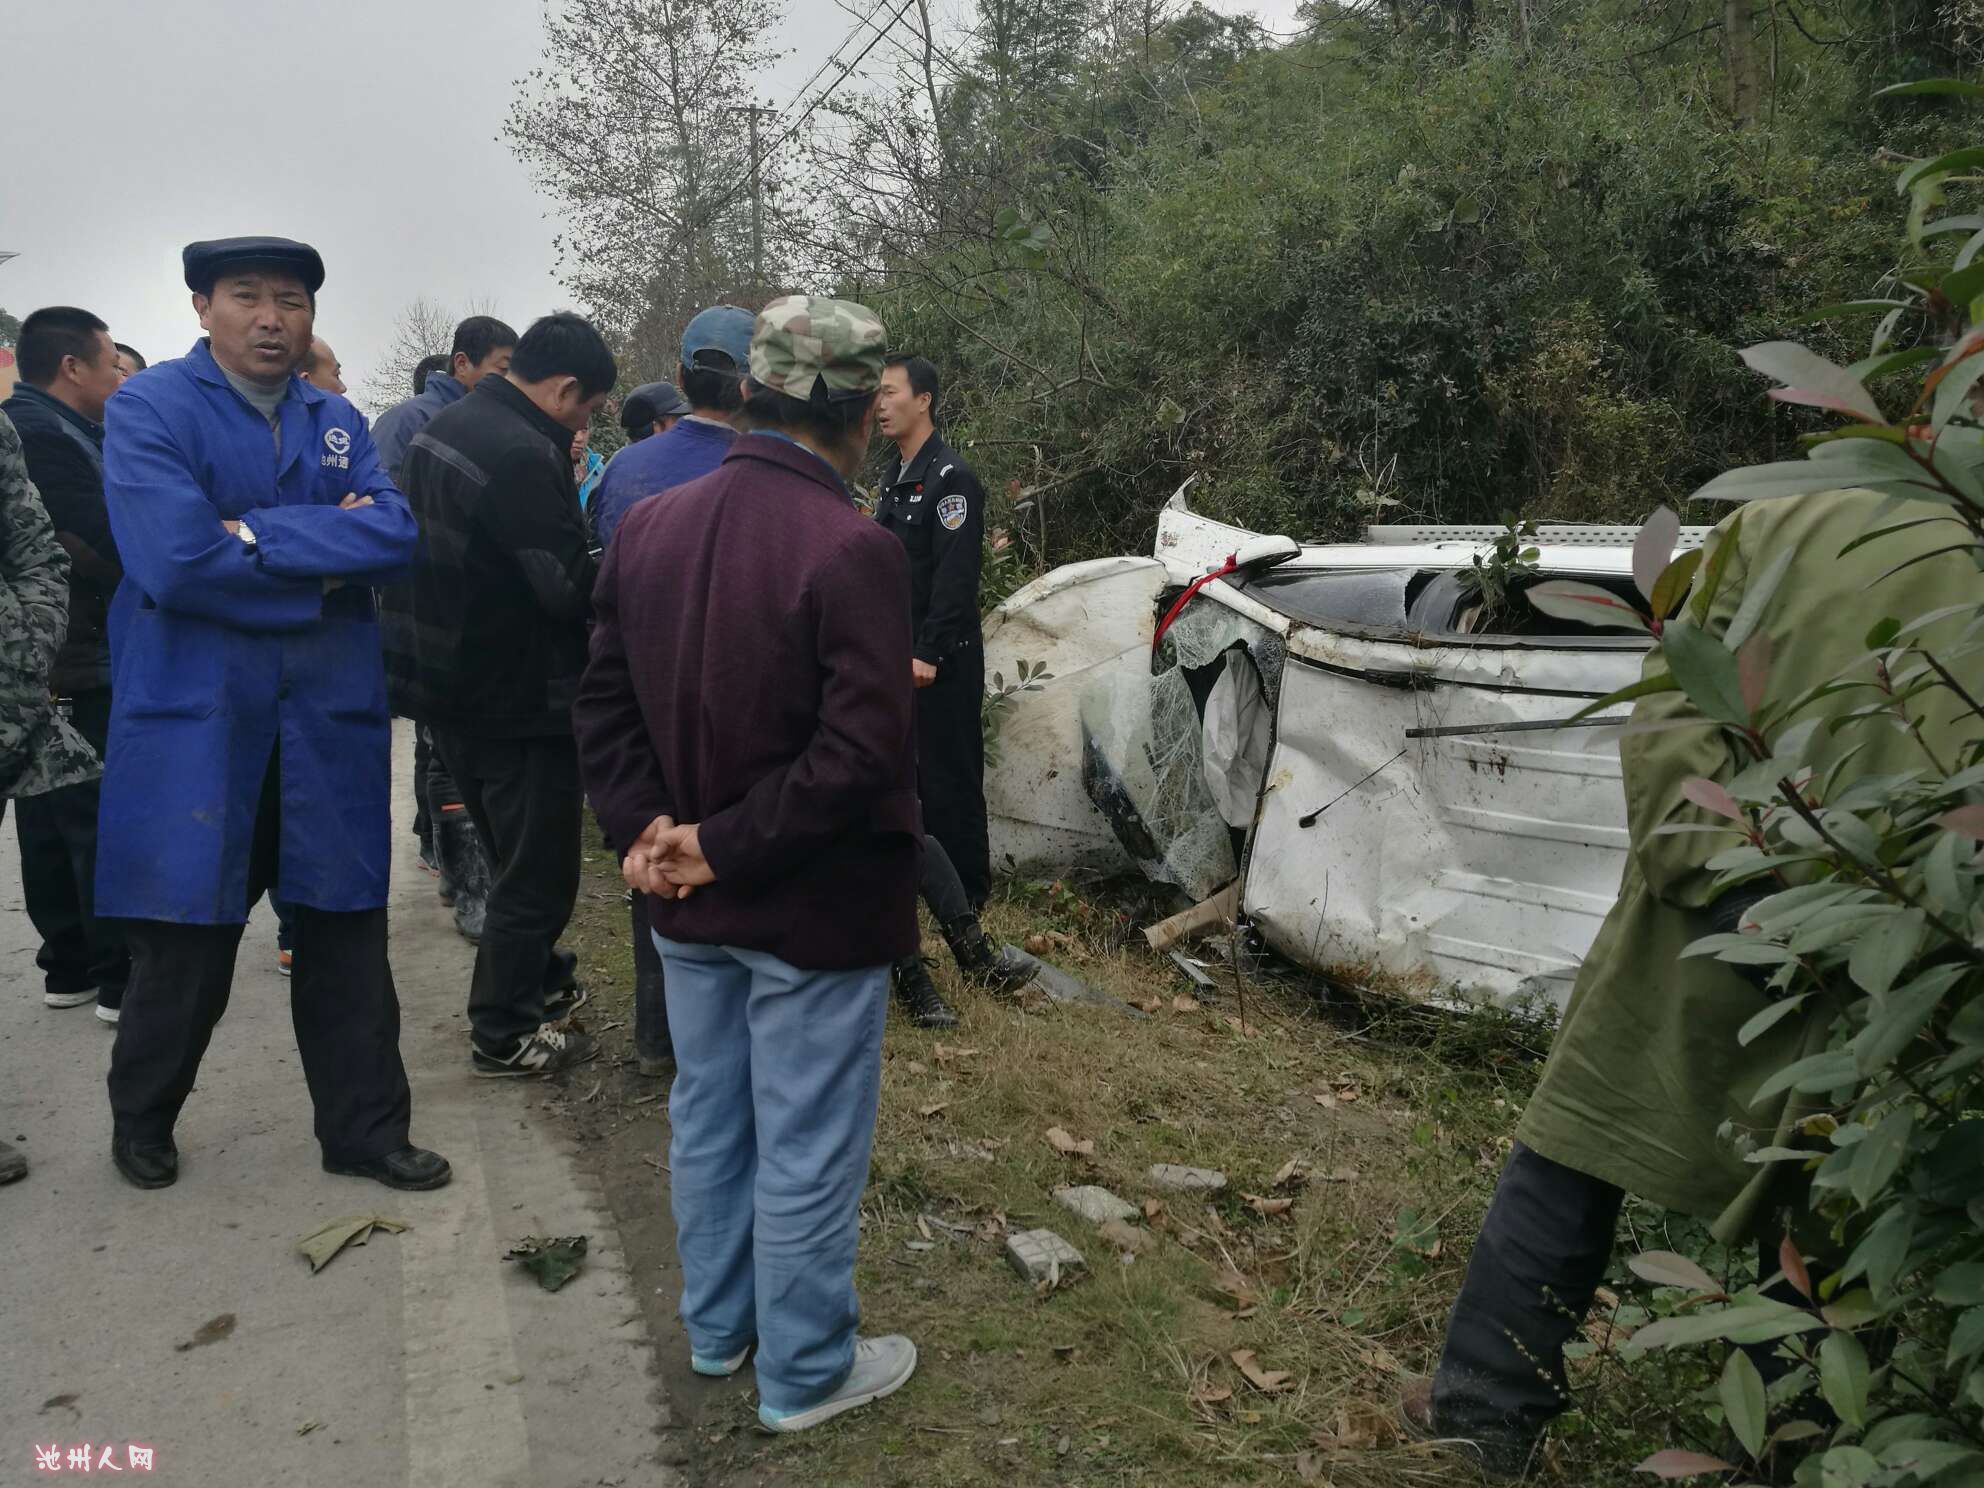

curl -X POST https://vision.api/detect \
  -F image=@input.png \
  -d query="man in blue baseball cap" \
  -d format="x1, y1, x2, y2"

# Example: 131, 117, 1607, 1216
586, 304, 751, 550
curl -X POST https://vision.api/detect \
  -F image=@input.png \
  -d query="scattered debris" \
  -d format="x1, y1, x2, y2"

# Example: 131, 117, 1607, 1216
39, 1394, 79, 1416
918, 1101, 950, 1118
1027, 955, 1147, 1016
506, 1234, 589, 1292
904, 1060, 929, 1076
1168, 951, 1219, 994
1231, 1348, 1294, 1393
1005, 1228, 1086, 1285
1044, 1126, 1095, 1158
1243, 1193, 1295, 1218
1317, 1399, 1403, 1449
1053, 1184, 1139, 1225
1024, 929, 1078, 956
1190, 1382, 1234, 1408
172, 1313, 238, 1351
295, 1420, 322, 1437
1143, 882, 1241, 952
1147, 1163, 1227, 1193
295, 1214, 409, 1274
932, 1044, 981, 1067
1172, 994, 1203, 1013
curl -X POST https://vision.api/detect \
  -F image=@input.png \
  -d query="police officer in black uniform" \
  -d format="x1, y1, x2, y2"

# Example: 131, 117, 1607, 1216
876, 355, 1039, 1026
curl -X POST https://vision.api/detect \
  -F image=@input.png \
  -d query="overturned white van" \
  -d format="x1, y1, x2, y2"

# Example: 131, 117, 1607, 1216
983, 492, 1705, 1010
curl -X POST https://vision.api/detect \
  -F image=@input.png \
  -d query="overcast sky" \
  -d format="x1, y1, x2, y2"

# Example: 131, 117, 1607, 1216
0, 0, 1303, 404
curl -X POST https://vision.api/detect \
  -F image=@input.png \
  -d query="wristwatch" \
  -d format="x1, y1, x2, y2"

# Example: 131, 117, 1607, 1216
235, 520, 258, 547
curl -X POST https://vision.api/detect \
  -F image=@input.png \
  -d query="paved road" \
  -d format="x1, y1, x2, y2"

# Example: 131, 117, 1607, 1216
0, 722, 677, 1488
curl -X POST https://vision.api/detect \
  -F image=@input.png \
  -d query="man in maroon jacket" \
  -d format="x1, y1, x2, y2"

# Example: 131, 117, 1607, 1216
574, 296, 921, 1433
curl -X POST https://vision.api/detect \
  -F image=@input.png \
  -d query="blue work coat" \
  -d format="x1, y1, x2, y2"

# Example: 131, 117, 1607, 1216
97, 339, 417, 923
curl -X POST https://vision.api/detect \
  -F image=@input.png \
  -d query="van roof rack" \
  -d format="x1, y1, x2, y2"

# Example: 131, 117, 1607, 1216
1365, 523, 1712, 550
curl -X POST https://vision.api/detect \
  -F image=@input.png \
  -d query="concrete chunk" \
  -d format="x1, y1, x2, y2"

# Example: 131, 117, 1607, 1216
1053, 1185, 1139, 1226
1004, 1228, 1086, 1284
1146, 1163, 1228, 1194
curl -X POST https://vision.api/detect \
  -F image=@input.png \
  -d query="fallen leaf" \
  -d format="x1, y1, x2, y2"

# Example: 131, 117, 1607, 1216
1052, 1343, 1077, 1361
173, 1313, 238, 1351
1271, 1157, 1309, 1188
1190, 1383, 1233, 1407
1633, 1448, 1736, 1479
1143, 1198, 1168, 1226
1332, 1080, 1361, 1102
918, 1101, 950, 1118
295, 1214, 409, 1274
1024, 934, 1050, 955
1313, 1091, 1338, 1109
933, 1044, 982, 1066
39, 1394, 79, 1415
1224, 1016, 1262, 1037
1230, 1348, 1294, 1393
1172, 994, 1202, 1013
905, 1240, 936, 1252
1232, 1305, 1258, 1319
1321, 1168, 1360, 1183
295, 1420, 322, 1437
1056, 1435, 1071, 1457
505, 1234, 588, 1292
1356, 1343, 1400, 1374
1211, 1269, 1261, 1308
1244, 1193, 1295, 1218
1097, 1219, 1151, 1254
916, 1215, 934, 1241
1134, 995, 1162, 1014
1044, 1126, 1094, 1158
1237, 1409, 1264, 1424
904, 1060, 929, 1076
1322, 1399, 1401, 1449
1295, 1450, 1330, 1483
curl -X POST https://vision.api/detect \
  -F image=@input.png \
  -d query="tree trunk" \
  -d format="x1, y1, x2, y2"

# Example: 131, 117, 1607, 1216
1725, 0, 1761, 126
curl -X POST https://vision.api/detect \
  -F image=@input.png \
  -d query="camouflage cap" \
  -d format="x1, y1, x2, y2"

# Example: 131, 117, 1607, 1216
749, 296, 888, 403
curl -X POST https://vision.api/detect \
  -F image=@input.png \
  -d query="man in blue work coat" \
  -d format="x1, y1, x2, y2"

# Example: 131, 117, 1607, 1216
97, 236, 450, 1194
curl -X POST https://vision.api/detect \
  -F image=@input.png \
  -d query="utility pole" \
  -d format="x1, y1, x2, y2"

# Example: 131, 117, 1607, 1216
733, 105, 776, 295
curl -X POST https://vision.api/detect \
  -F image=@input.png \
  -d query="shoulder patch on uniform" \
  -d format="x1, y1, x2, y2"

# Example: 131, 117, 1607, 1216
938, 463, 954, 478
937, 491, 967, 530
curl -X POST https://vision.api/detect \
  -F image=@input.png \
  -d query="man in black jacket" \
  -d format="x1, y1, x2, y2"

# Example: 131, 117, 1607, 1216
392, 312, 615, 1077
2, 307, 130, 1023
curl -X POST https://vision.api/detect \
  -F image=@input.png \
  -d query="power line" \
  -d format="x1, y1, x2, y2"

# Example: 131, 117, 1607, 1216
676, 0, 917, 251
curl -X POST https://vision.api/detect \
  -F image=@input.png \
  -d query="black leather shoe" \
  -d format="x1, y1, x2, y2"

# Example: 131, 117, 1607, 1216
324, 1145, 452, 1191
112, 1135, 178, 1189
892, 955, 958, 1029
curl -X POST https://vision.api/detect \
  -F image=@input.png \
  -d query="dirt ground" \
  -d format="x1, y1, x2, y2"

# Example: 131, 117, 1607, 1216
546, 844, 1705, 1488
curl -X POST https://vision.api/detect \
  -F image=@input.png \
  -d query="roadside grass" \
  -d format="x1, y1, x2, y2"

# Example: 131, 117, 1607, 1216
560, 853, 1699, 1487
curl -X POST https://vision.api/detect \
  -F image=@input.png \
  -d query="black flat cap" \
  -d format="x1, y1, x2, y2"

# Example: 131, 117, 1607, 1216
182, 236, 326, 296
621, 380, 691, 431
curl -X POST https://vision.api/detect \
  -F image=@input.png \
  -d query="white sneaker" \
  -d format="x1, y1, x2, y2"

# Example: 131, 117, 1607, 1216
691, 1343, 753, 1377
95, 1003, 120, 1026
43, 989, 96, 1009
471, 1024, 599, 1078
757, 1335, 917, 1433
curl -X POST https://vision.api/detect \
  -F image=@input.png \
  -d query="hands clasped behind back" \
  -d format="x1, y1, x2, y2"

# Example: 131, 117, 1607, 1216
621, 815, 716, 900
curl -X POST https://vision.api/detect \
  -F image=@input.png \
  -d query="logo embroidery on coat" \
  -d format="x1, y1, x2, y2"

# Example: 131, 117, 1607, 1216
937, 492, 967, 531
324, 427, 352, 456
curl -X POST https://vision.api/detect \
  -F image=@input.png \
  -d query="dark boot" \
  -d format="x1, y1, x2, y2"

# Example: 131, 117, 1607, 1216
892, 954, 957, 1029
435, 811, 492, 944
940, 914, 1038, 995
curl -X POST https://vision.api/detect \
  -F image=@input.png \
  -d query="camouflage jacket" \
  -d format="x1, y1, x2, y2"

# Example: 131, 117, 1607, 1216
0, 410, 100, 798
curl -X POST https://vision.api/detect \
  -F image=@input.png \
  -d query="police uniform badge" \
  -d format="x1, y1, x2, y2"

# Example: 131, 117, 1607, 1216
937, 492, 967, 531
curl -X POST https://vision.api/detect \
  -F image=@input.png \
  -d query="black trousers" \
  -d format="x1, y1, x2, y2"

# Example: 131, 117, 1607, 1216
918, 643, 990, 908
631, 892, 671, 1061
919, 832, 973, 926
1434, 1142, 1803, 1470
431, 731, 581, 1050
411, 724, 465, 847
105, 753, 412, 1161
15, 687, 127, 1004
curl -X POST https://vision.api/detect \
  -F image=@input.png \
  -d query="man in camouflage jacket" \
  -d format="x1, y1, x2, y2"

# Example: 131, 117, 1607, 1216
0, 407, 102, 1186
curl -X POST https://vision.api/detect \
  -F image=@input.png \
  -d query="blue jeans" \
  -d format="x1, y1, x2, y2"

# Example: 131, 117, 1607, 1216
657, 935, 888, 1413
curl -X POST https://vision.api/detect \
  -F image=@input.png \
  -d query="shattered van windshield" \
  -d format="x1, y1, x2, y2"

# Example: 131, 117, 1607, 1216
1231, 567, 1411, 631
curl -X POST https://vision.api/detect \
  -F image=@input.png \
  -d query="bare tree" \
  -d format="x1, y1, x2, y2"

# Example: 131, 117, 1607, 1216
505, 0, 788, 345
360, 295, 496, 415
